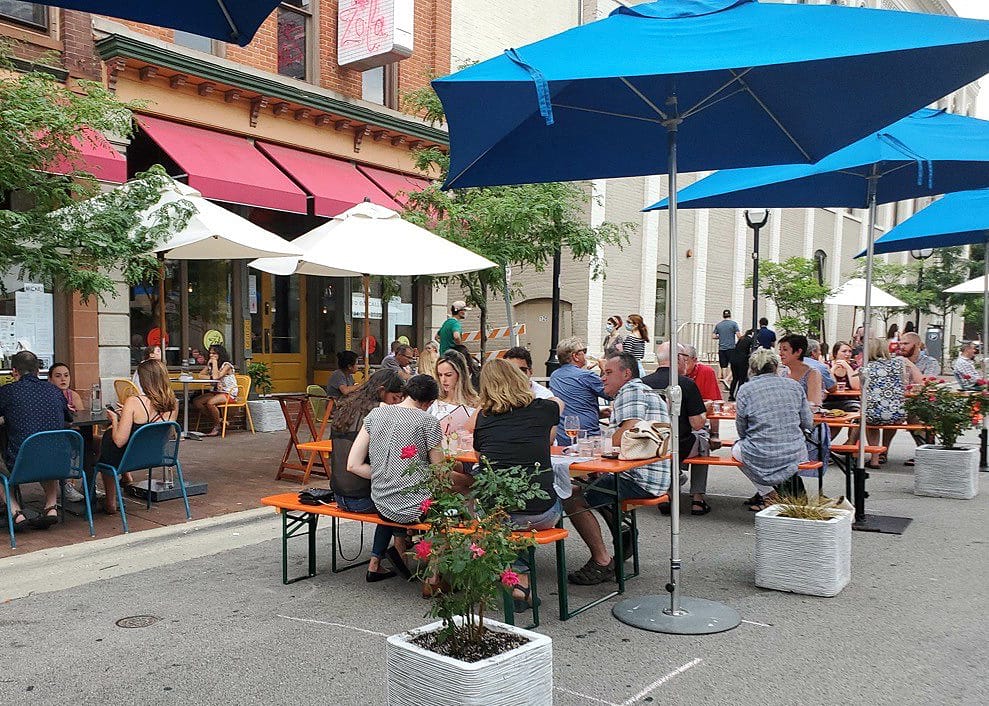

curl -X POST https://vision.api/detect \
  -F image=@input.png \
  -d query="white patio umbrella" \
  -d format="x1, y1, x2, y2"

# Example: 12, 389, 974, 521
249, 200, 496, 373
946, 276, 989, 295
54, 177, 302, 348
826, 278, 906, 339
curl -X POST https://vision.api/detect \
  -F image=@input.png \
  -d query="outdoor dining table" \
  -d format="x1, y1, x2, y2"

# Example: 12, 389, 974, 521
170, 377, 218, 440
454, 446, 665, 616
273, 393, 331, 483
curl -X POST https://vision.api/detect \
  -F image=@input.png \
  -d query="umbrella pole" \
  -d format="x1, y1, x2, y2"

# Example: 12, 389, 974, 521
363, 274, 371, 379
158, 254, 167, 356
613, 119, 740, 635
981, 238, 988, 470
853, 171, 911, 533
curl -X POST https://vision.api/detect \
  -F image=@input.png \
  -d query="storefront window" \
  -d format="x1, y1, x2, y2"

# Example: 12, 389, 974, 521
312, 277, 343, 366
187, 260, 233, 360
350, 276, 417, 364
0, 2, 48, 31
129, 262, 180, 366
0, 273, 54, 371
278, 1, 311, 80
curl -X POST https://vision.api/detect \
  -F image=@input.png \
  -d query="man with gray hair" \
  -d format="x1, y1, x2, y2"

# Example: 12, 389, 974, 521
382, 344, 414, 380
804, 339, 836, 395
642, 342, 710, 515
549, 337, 608, 445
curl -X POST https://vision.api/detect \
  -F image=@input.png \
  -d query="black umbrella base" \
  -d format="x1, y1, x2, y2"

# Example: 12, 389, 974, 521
852, 514, 911, 535
613, 595, 741, 635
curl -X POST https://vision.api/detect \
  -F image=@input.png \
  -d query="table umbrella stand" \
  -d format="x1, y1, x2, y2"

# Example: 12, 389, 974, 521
852, 172, 912, 535
614, 121, 741, 634
981, 239, 988, 471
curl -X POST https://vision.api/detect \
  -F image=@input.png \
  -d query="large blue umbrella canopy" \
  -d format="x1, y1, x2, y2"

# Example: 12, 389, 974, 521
647, 109, 989, 210
33, 1, 280, 46
434, 0, 989, 190
871, 188, 989, 255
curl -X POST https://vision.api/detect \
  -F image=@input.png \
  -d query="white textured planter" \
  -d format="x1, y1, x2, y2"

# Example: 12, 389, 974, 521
246, 399, 286, 432
386, 617, 552, 706
755, 505, 852, 597
914, 444, 979, 499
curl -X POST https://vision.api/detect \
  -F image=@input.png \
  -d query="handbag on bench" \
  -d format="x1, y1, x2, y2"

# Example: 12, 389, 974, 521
619, 421, 672, 461
299, 488, 335, 506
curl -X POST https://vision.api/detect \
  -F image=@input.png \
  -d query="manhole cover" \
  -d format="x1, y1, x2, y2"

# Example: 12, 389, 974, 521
115, 615, 161, 629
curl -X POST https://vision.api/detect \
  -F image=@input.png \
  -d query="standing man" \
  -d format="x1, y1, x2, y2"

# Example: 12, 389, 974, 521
565, 353, 670, 585
756, 317, 777, 349
642, 343, 710, 515
436, 300, 470, 354
504, 346, 554, 400
549, 337, 608, 445
712, 309, 740, 385
898, 332, 941, 377
0, 351, 73, 530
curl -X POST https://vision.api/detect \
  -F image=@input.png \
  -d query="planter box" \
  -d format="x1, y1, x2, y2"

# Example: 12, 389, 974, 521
755, 505, 852, 597
386, 617, 552, 706
247, 399, 286, 432
914, 444, 979, 499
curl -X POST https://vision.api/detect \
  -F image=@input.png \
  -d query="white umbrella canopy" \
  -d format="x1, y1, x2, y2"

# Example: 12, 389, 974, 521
249, 201, 495, 277
946, 275, 988, 294
825, 278, 906, 308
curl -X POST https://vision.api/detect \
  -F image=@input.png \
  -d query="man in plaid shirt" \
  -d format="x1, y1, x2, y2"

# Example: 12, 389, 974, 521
565, 352, 671, 585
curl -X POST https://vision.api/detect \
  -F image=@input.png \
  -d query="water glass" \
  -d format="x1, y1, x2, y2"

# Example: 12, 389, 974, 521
577, 434, 595, 457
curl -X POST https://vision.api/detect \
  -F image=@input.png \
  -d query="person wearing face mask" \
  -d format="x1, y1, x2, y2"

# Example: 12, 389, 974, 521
602, 315, 625, 357
622, 314, 649, 364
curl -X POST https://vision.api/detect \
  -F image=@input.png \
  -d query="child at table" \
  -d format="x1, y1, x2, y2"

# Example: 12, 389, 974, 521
48, 362, 87, 503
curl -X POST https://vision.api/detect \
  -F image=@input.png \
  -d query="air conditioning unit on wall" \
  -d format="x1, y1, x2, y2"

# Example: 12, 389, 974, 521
338, 0, 414, 72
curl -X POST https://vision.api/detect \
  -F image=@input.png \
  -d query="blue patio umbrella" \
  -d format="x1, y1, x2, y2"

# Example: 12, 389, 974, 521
433, 0, 989, 634
647, 108, 989, 535
33, 1, 280, 46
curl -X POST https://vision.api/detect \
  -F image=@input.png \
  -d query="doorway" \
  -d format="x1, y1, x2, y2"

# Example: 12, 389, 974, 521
251, 273, 308, 392
516, 298, 573, 377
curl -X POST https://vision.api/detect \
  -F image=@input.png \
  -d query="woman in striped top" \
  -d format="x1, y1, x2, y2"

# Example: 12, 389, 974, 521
622, 314, 649, 363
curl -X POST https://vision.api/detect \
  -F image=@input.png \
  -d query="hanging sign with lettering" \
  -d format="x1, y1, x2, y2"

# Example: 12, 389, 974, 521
338, 0, 414, 71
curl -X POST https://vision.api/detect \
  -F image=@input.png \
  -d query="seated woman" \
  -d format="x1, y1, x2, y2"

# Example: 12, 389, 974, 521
190, 344, 238, 437
347, 375, 445, 596
330, 369, 407, 581
470, 359, 564, 612
428, 350, 479, 423
100, 360, 179, 513
48, 362, 87, 503
326, 350, 360, 400
862, 337, 922, 468
779, 334, 830, 478
732, 348, 814, 511
131, 346, 162, 393
417, 340, 439, 380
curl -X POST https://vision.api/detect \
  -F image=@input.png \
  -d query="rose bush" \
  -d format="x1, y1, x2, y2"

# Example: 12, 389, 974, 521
904, 376, 987, 449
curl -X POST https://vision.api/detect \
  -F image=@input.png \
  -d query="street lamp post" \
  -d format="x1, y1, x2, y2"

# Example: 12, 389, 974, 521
746, 210, 770, 332
544, 248, 562, 376
910, 248, 934, 330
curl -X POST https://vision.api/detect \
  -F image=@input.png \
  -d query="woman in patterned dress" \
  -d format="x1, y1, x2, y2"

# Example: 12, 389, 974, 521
861, 338, 922, 468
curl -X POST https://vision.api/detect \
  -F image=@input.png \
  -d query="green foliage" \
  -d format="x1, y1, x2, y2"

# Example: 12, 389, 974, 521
401, 84, 633, 355
246, 361, 273, 396
850, 259, 914, 325
1, 44, 180, 300
907, 247, 971, 326
413, 457, 548, 648
904, 377, 984, 450
746, 258, 831, 335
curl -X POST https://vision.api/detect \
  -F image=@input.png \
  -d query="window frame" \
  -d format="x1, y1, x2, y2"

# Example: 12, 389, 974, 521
0, 1, 49, 32
277, 0, 316, 83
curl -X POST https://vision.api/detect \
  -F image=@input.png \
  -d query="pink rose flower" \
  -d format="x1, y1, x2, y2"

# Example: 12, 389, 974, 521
469, 542, 485, 558
419, 497, 433, 514
400, 445, 418, 459
500, 569, 520, 587
413, 540, 432, 561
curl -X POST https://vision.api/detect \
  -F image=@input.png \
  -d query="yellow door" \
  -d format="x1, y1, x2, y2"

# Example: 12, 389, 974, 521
252, 273, 308, 392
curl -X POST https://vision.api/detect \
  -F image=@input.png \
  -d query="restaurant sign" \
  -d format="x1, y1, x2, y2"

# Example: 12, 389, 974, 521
338, 0, 414, 72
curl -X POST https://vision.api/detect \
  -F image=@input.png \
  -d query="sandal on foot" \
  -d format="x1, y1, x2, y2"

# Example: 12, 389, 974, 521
567, 558, 615, 586
904, 458, 916, 467
10, 510, 29, 532
878, 453, 888, 464
742, 493, 761, 507
512, 585, 541, 613
31, 505, 58, 529
747, 492, 779, 512
691, 499, 711, 516
204, 427, 221, 438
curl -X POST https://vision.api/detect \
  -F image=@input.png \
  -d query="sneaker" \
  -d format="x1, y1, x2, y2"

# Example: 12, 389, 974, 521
62, 482, 85, 503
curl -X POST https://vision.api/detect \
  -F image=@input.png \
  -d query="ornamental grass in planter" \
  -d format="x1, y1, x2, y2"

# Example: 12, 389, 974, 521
904, 378, 981, 499
386, 452, 553, 706
755, 495, 852, 597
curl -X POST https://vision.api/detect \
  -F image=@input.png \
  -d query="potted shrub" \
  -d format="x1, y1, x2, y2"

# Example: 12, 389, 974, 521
386, 453, 553, 706
245, 360, 285, 432
904, 377, 981, 499
755, 495, 852, 597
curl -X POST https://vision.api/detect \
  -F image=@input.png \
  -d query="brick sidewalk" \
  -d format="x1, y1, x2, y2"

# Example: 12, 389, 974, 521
0, 426, 312, 558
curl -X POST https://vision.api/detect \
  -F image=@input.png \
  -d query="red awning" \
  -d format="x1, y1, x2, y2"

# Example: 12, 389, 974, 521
356, 164, 431, 206
256, 142, 395, 217
136, 115, 308, 213
47, 127, 127, 183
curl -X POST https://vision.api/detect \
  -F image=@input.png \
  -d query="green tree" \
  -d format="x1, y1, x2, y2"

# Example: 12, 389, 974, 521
850, 259, 915, 328
910, 247, 970, 331
748, 257, 831, 335
402, 84, 633, 356
1, 45, 184, 300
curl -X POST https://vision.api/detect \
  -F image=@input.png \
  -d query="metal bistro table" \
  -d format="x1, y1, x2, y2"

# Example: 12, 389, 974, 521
171, 377, 218, 440
455, 447, 664, 619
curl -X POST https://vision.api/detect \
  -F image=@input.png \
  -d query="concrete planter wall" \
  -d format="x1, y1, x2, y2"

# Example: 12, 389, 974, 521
755, 505, 852, 597
246, 399, 285, 432
386, 617, 552, 706
914, 444, 979, 499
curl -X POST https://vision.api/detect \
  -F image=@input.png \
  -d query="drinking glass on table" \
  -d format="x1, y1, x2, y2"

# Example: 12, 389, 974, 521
563, 415, 581, 454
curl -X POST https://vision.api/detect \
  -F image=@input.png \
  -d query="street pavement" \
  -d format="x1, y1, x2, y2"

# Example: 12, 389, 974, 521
1, 426, 987, 705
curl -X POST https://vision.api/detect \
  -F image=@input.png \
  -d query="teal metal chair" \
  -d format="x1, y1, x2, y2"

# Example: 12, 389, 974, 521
95, 421, 190, 533
1, 429, 94, 549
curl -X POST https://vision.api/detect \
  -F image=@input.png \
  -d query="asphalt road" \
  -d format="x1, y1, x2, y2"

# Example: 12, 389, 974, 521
2, 427, 987, 705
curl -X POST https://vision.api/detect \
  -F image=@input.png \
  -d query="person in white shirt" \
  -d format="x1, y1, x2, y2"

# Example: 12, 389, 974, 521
504, 346, 560, 402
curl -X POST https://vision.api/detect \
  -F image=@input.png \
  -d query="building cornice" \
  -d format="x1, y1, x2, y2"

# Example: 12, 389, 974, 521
93, 25, 449, 150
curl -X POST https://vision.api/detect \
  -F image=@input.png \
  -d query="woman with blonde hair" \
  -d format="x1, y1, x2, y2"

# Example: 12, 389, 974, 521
99, 360, 179, 513
417, 340, 439, 380
428, 350, 479, 422
471, 358, 563, 612
862, 337, 922, 468
622, 313, 649, 364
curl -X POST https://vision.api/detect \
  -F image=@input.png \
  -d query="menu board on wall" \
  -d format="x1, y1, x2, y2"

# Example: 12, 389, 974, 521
0, 316, 16, 354
15, 283, 54, 362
